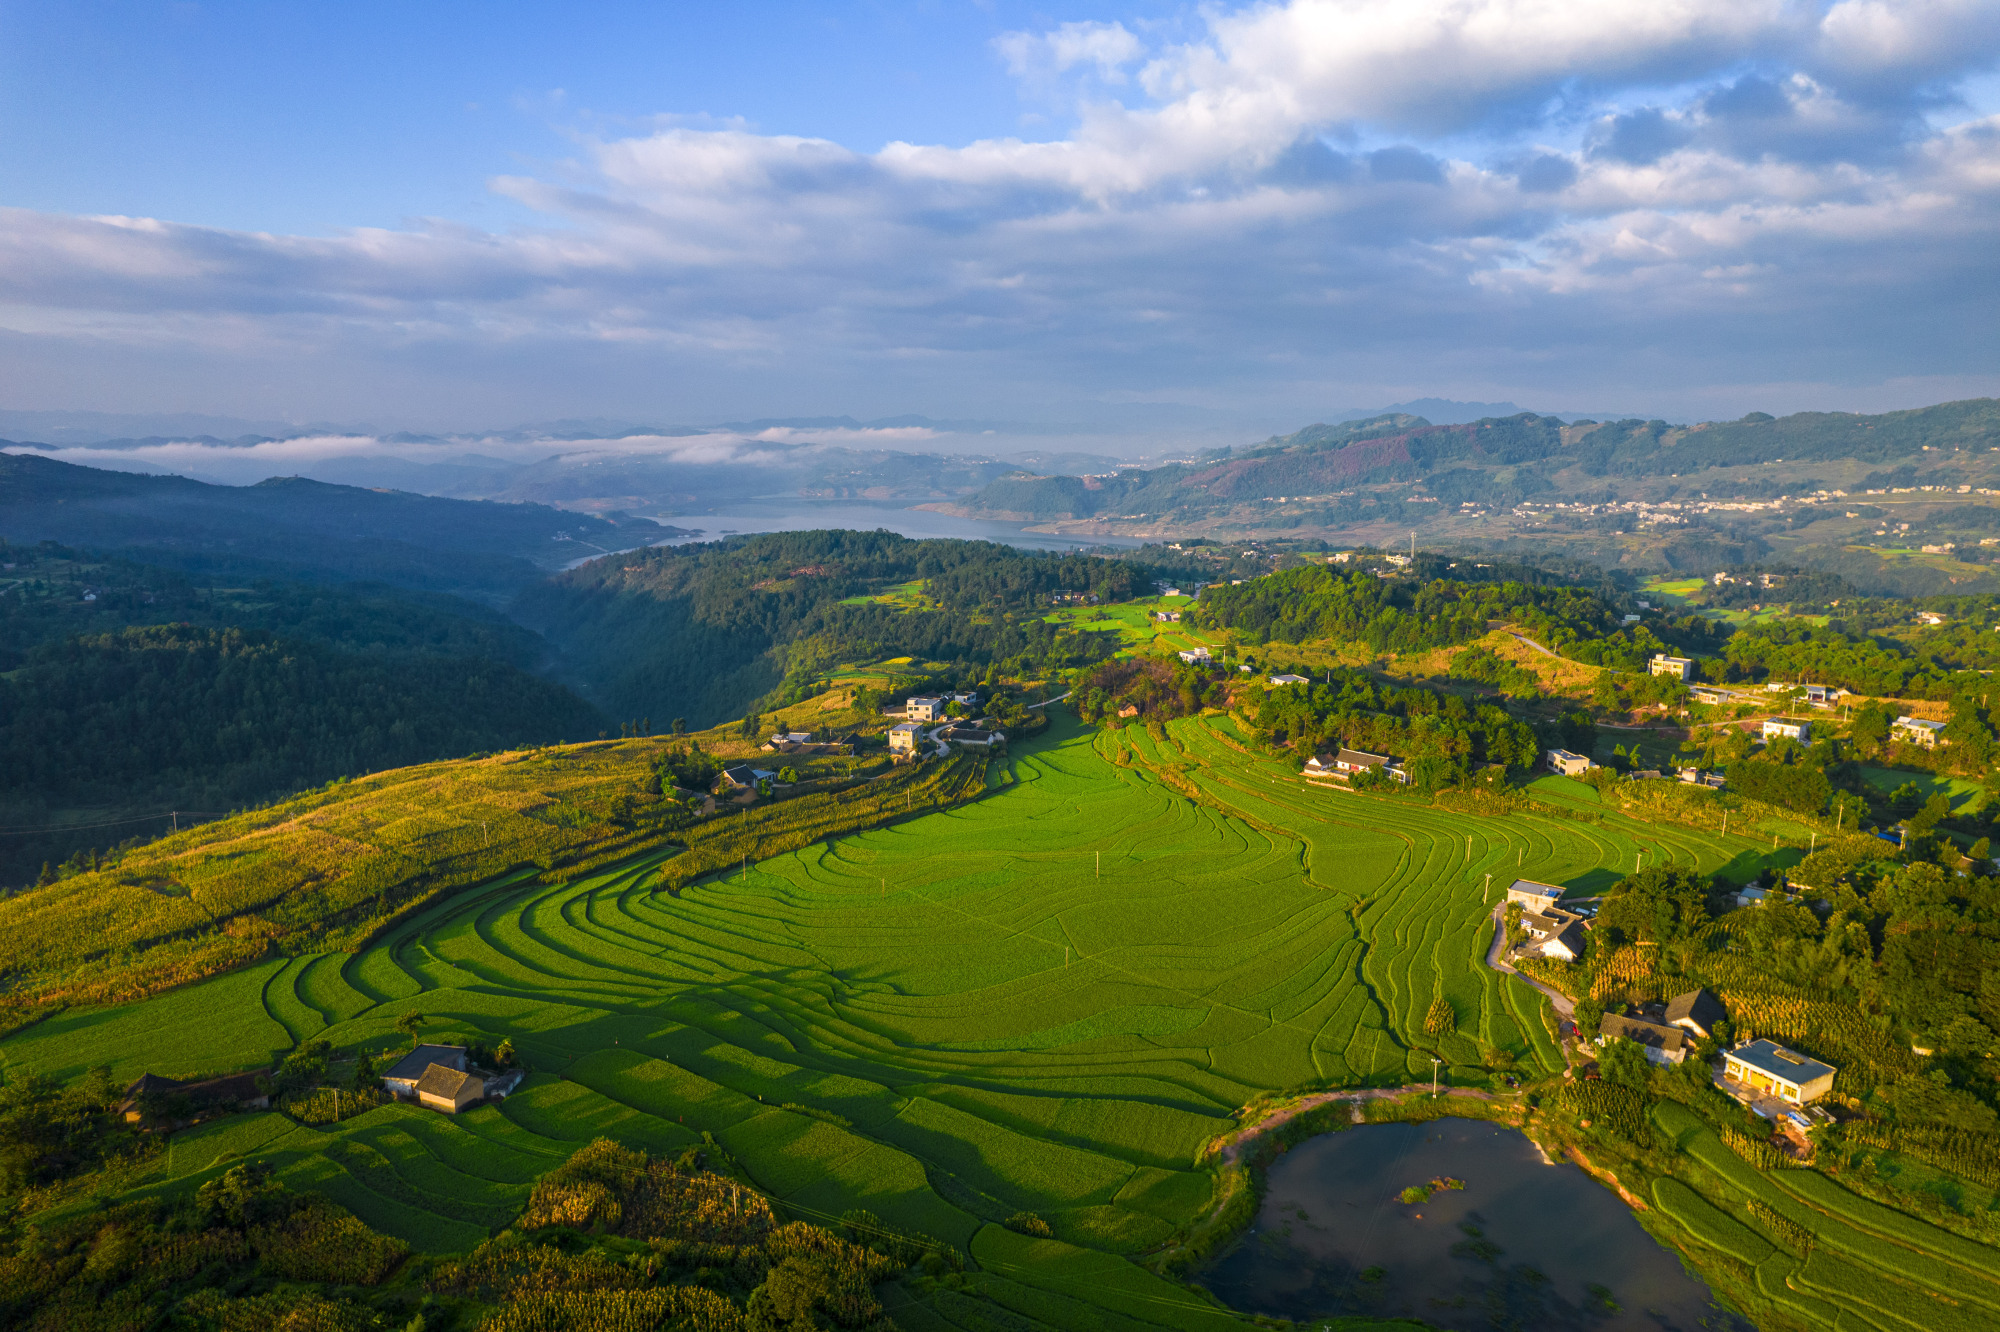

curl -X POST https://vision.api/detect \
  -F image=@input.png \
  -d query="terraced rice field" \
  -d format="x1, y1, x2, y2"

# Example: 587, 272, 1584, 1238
1649, 1102, 2000, 1332
1, 711, 1795, 1329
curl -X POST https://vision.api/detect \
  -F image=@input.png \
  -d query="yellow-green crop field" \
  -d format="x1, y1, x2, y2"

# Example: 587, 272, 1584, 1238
0, 712, 1964, 1332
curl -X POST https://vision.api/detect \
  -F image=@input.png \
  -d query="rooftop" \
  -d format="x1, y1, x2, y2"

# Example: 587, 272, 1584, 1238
415, 1064, 479, 1099
1729, 1038, 1835, 1086
1507, 878, 1564, 900
383, 1044, 466, 1084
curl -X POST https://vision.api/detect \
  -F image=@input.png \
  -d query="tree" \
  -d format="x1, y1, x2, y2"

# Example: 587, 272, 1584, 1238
778, 766, 799, 785
1572, 997, 1603, 1041
395, 1012, 425, 1039
671, 717, 686, 736
1598, 866, 1711, 947
1596, 1036, 1651, 1090
1423, 995, 1454, 1036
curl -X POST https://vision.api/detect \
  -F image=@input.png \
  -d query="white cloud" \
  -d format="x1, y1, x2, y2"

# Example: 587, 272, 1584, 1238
1, 0, 1998, 425
996, 20, 1145, 83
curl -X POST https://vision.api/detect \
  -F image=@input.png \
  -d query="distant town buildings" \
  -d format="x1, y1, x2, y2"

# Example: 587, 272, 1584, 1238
1177, 647, 1213, 664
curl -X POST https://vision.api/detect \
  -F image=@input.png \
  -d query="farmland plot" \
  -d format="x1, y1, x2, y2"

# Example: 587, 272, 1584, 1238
0, 709, 1861, 1330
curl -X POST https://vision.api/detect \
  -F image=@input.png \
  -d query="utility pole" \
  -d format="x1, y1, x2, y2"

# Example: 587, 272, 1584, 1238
1066, 946, 1070, 969
1810, 832, 1817, 853
1722, 810, 1729, 837
1096, 850, 1100, 878
1431, 1057, 1441, 1099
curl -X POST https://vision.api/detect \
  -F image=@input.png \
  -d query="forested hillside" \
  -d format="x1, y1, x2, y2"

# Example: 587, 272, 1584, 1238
0, 543, 607, 887
0, 624, 601, 811
515, 529, 1171, 725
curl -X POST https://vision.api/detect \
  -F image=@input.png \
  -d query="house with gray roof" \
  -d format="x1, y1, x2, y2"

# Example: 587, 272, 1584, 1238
382, 1044, 467, 1098
1665, 988, 1727, 1040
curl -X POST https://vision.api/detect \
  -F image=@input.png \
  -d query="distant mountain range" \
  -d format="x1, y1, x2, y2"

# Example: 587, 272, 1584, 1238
955, 400, 2000, 522
0, 453, 667, 602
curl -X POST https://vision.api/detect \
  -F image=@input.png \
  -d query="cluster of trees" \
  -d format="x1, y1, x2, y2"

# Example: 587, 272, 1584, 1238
1250, 667, 1542, 784
1192, 567, 1725, 673
1073, 658, 1226, 726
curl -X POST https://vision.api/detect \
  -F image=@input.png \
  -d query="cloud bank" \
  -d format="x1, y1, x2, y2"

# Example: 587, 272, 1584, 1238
1, 0, 1997, 426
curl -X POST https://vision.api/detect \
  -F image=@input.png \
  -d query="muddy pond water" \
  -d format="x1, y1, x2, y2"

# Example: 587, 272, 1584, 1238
1201, 1118, 1751, 1332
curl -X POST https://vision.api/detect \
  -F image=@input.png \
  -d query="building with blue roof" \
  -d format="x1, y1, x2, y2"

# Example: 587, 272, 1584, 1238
1724, 1038, 1836, 1104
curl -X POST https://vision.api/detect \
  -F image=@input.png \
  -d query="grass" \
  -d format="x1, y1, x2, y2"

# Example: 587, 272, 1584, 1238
9, 706, 2000, 1331
1854, 765, 1989, 813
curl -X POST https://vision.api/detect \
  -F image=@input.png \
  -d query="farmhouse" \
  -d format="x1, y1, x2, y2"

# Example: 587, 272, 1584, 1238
1268, 674, 1309, 686
382, 1045, 469, 1098
415, 1063, 485, 1114
1152, 610, 1182, 622
887, 722, 922, 755
1892, 715, 1947, 748
120, 1071, 270, 1125
1665, 988, 1727, 1040
1803, 685, 1845, 708
1725, 1039, 1836, 1104
1177, 647, 1212, 664
941, 725, 1003, 748
1761, 717, 1811, 743
905, 696, 945, 722
719, 765, 776, 794
1540, 920, 1588, 962
1330, 749, 1409, 783
1599, 1013, 1688, 1065
1649, 654, 1695, 681
762, 732, 814, 752
1505, 879, 1565, 912
1545, 749, 1593, 776
950, 691, 981, 707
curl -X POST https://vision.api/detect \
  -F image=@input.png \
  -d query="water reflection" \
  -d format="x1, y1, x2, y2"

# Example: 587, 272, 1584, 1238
1201, 1119, 1750, 1331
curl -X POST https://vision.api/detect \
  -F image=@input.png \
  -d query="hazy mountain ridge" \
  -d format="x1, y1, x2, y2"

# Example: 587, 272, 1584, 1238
0, 453, 665, 600
962, 400, 2000, 521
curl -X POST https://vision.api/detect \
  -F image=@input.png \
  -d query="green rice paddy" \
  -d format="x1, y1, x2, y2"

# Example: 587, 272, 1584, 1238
0, 710, 1841, 1328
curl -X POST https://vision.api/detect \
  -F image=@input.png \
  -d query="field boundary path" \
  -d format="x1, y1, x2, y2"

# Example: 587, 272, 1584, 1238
1211, 1085, 1508, 1166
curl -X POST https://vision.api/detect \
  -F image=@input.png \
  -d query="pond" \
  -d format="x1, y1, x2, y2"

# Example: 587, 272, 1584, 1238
1201, 1118, 1751, 1332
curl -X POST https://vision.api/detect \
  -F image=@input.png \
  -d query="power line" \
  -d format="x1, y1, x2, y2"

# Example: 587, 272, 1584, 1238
0, 810, 231, 838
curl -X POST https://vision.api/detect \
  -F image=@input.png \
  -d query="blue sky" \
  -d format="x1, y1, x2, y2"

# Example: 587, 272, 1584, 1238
1, 0, 1998, 436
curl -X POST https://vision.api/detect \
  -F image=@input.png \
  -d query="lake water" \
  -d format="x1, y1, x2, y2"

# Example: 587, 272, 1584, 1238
646, 505, 1141, 552
1201, 1118, 1749, 1332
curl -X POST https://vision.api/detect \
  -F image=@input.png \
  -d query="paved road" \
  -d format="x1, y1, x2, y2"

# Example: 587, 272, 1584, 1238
1482, 902, 1580, 1076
